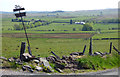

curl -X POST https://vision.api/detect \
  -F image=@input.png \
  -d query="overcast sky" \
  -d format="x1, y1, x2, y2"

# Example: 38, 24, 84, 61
0, 0, 119, 12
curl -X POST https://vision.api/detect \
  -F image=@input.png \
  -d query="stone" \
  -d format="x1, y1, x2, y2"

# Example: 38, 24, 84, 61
46, 68, 53, 73
21, 53, 32, 61
33, 59, 39, 64
94, 52, 102, 56
17, 62, 23, 65
8, 57, 16, 62
70, 52, 79, 56
103, 52, 109, 55
55, 68, 63, 73
15, 58, 21, 62
40, 58, 52, 69
46, 55, 57, 63
55, 62, 65, 69
23, 53, 32, 58
0, 56, 7, 61
71, 55, 77, 58
23, 65, 32, 69
23, 65, 34, 73
71, 69, 77, 73
40, 58, 54, 72
51, 51, 60, 60
15, 58, 22, 65
56, 60, 62, 63
62, 55, 66, 60
75, 56, 84, 58
36, 66, 43, 71
22, 66, 26, 71
78, 52, 84, 55
28, 68, 34, 73
61, 60, 67, 65
69, 56, 74, 61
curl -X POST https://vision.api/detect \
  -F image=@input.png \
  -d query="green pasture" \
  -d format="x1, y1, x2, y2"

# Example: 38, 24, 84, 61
2, 36, 119, 58
28, 23, 83, 31
93, 23, 118, 30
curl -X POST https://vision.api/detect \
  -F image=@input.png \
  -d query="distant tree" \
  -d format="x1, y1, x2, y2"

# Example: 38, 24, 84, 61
70, 19, 73, 24
30, 24, 34, 28
8, 28, 11, 30
82, 23, 93, 31
26, 25, 30, 29
73, 28, 76, 31
83, 20, 86, 22
35, 22, 42, 27
13, 24, 23, 30
52, 29, 55, 31
100, 11, 103, 16
2, 28, 4, 31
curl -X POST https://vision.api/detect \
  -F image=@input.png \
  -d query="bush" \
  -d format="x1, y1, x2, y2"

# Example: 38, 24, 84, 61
76, 54, 120, 70
82, 23, 93, 31
73, 28, 76, 31
13, 24, 23, 30
70, 19, 73, 24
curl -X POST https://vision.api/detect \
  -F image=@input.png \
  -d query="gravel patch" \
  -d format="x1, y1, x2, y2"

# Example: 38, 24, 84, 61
0, 68, 119, 76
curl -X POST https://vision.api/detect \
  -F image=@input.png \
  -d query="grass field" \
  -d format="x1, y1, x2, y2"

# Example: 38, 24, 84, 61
2, 35, 119, 58
1, 9, 120, 72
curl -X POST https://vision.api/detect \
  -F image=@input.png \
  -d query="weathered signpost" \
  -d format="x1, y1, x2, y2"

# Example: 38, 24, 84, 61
13, 5, 32, 60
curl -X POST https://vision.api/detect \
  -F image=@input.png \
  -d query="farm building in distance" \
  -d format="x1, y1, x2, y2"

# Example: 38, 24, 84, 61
75, 22, 85, 25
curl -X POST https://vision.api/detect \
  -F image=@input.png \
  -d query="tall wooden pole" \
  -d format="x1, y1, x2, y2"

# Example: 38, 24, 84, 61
19, 11, 32, 56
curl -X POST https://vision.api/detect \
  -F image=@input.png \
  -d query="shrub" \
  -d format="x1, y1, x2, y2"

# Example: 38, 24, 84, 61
82, 23, 93, 31
70, 19, 73, 24
73, 28, 76, 31
76, 54, 120, 70
13, 24, 23, 30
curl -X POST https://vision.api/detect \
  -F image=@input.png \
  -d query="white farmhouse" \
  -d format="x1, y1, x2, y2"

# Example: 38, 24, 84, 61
75, 22, 85, 25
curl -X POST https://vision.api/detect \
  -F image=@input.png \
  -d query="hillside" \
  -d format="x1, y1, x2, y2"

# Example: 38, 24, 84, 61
1, 8, 118, 18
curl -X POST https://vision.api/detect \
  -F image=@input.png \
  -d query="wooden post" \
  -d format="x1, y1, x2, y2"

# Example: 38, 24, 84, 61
113, 46, 120, 55
89, 38, 92, 55
83, 45, 86, 55
109, 42, 112, 54
20, 42, 26, 60
51, 51, 60, 60
28, 46, 32, 56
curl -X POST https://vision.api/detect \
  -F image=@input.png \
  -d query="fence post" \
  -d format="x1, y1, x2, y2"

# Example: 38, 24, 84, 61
109, 42, 112, 54
83, 45, 86, 55
20, 42, 26, 60
89, 38, 92, 55
51, 51, 60, 60
113, 46, 120, 54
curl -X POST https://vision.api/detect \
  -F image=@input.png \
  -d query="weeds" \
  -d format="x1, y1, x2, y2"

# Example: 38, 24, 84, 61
76, 53, 120, 70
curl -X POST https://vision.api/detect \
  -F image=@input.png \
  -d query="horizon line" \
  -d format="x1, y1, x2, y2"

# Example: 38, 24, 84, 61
0, 8, 118, 12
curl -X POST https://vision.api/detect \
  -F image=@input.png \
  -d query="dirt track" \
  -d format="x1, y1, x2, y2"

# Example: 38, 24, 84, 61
0, 68, 119, 75
2, 33, 94, 39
